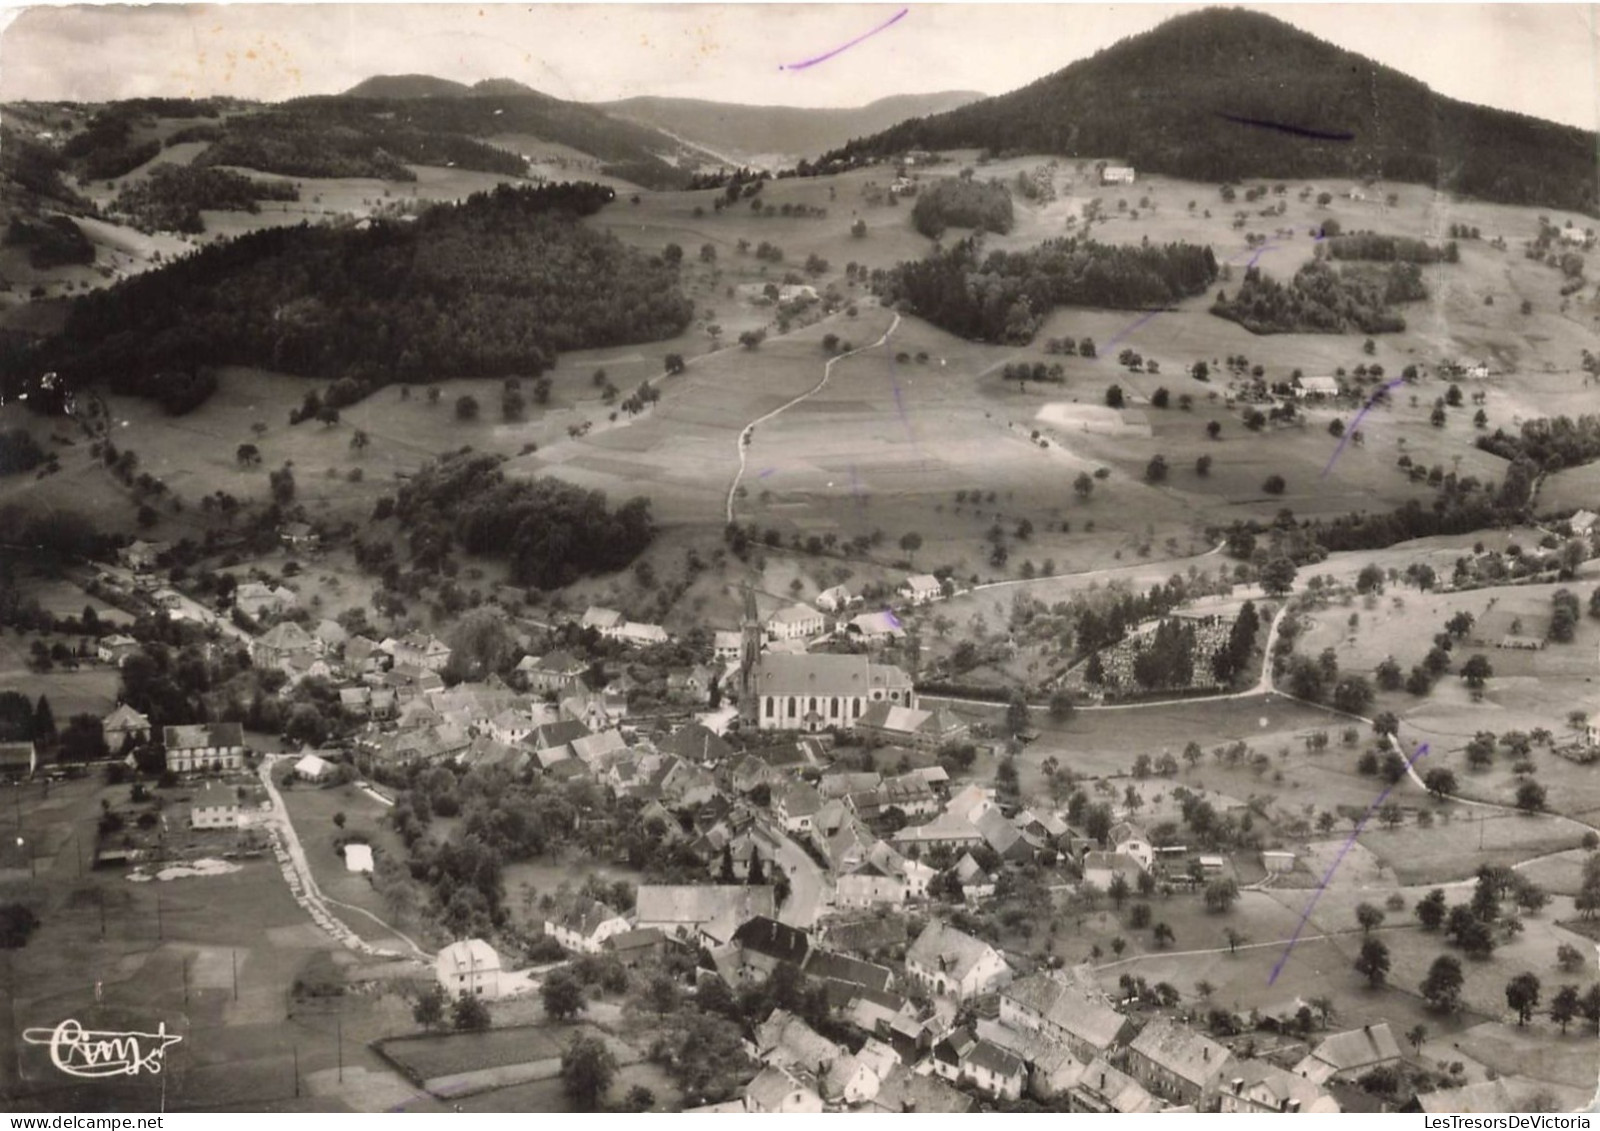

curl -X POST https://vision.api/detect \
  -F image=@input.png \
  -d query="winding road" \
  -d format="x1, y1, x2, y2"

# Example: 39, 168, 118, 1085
726, 313, 901, 525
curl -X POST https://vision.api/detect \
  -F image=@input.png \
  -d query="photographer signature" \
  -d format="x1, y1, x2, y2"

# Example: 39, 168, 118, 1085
22, 1019, 183, 1078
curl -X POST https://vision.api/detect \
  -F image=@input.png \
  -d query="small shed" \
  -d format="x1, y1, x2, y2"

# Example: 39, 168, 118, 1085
1262, 850, 1296, 874
344, 844, 374, 873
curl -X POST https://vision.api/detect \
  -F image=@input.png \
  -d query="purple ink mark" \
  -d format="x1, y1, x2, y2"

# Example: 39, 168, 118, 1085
780, 8, 909, 71
849, 465, 866, 507
757, 467, 776, 479
1101, 310, 1162, 353
1321, 376, 1406, 477
1268, 741, 1430, 985
892, 382, 915, 441
885, 609, 902, 630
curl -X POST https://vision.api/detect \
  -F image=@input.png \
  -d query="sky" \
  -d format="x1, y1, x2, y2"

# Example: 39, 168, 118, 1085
0, 3, 1596, 131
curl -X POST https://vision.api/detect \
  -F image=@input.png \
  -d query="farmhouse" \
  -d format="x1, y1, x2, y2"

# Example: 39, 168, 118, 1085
773, 779, 824, 833
389, 632, 452, 672
1070, 1057, 1162, 1113
119, 540, 168, 572
1294, 1023, 1402, 1085
163, 723, 245, 773
581, 606, 626, 636
1000, 968, 1134, 1064
0, 741, 38, 779
1101, 165, 1137, 185
279, 521, 318, 551
853, 702, 968, 752
1220, 1060, 1340, 1114
100, 704, 151, 750
766, 604, 826, 641
96, 635, 140, 666
190, 781, 241, 829
235, 581, 297, 620
844, 610, 904, 642
293, 752, 332, 780
905, 921, 1009, 999
1125, 1019, 1234, 1107
747, 653, 915, 732
745, 1064, 823, 1114
544, 899, 631, 954
435, 938, 502, 999
714, 630, 743, 660
252, 620, 316, 668
615, 620, 669, 646
897, 574, 944, 605
815, 585, 858, 612
1293, 375, 1341, 398
634, 884, 775, 945
601, 927, 668, 967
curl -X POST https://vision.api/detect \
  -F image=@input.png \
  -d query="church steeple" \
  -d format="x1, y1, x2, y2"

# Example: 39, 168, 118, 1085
739, 583, 762, 715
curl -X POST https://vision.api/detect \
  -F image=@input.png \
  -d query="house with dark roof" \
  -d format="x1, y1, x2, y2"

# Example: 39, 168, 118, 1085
867, 1062, 976, 1113
773, 779, 823, 834
821, 916, 906, 957
601, 927, 668, 967
963, 1038, 1028, 1101
162, 723, 245, 773
101, 704, 151, 750
1069, 1056, 1162, 1113
732, 916, 811, 978
1125, 1019, 1234, 1108
658, 723, 735, 765
803, 950, 893, 997
252, 620, 316, 668
516, 650, 587, 693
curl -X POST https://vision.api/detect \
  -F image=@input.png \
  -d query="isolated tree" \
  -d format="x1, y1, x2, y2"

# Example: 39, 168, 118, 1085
1516, 779, 1547, 813
412, 984, 448, 1030
1145, 454, 1170, 483
1356, 903, 1386, 935
542, 968, 586, 1021
1461, 653, 1493, 691
1152, 922, 1175, 949
1558, 943, 1586, 973
452, 992, 490, 1031
1406, 1023, 1427, 1053
1423, 767, 1457, 800
1259, 557, 1297, 596
1422, 955, 1465, 1012
1195, 454, 1213, 477
1108, 873, 1131, 909
560, 1034, 618, 1110
1223, 927, 1246, 955
899, 532, 923, 563
1261, 473, 1287, 495
1005, 690, 1031, 737
1355, 937, 1391, 988
236, 443, 261, 467
1074, 471, 1094, 500
1205, 877, 1240, 913
455, 395, 480, 422
738, 329, 766, 350
1505, 972, 1541, 1026
1333, 676, 1375, 715
1551, 985, 1582, 1034
1104, 384, 1125, 409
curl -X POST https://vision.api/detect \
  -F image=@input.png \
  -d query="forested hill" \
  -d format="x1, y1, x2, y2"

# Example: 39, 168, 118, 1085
821, 8, 1598, 215
21, 182, 693, 405
193, 89, 707, 189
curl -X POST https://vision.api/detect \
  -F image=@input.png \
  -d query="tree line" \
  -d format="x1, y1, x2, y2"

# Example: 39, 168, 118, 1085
110, 165, 299, 234
391, 451, 655, 590
1211, 260, 1425, 335
877, 235, 1217, 344
18, 183, 691, 411
910, 175, 1015, 239
1477, 414, 1600, 472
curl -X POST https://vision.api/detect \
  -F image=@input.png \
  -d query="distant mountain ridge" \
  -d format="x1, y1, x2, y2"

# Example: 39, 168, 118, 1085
598, 91, 987, 162
821, 8, 1598, 215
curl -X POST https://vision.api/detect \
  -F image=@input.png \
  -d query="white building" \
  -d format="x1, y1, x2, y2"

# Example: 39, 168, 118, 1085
191, 781, 240, 829
897, 574, 944, 605
544, 900, 631, 955
435, 938, 502, 1000
1101, 166, 1136, 185
766, 604, 826, 641
747, 653, 915, 733
905, 921, 1010, 1000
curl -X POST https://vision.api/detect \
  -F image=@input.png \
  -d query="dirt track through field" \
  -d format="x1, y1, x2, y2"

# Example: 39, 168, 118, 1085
726, 313, 901, 524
